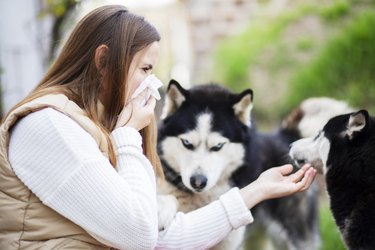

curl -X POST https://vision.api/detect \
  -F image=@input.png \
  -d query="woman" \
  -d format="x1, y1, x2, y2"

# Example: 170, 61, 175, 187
0, 5, 316, 249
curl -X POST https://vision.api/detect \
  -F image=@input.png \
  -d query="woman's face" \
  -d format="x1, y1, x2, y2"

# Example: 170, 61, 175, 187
127, 41, 160, 100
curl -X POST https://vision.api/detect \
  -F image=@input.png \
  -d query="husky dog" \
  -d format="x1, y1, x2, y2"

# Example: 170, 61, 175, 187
156, 80, 325, 249
290, 110, 375, 250
157, 81, 252, 249
283, 97, 354, 139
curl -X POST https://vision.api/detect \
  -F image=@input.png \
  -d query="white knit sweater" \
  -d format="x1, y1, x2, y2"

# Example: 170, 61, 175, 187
8, 108, 253, 249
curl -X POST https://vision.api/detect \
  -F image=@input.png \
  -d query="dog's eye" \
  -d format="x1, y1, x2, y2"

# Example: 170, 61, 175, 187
210, 142, 225, 152
180, 138, 194, 150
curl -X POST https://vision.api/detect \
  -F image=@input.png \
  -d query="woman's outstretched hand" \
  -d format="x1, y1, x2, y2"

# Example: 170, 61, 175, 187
115, 89, 156, 131
239, 164, 316, 209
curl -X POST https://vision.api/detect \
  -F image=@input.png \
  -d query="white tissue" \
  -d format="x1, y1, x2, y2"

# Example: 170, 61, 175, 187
131, 74, 163, 106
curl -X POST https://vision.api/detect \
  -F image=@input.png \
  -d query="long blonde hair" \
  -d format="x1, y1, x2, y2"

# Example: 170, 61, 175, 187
2, 5, 163, 178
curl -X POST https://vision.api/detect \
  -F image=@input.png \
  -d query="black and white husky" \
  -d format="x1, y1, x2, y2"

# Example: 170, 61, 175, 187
290, 110, 375, 250
157, 80, 349, 249
157, 81, 255, 250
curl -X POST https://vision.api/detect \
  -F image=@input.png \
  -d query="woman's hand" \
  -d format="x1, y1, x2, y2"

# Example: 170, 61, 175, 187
115, 89, 156, 131
239, 164, 316, 209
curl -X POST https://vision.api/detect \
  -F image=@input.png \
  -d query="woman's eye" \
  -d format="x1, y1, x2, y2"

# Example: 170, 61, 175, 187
210, 142, 225, 152
180, 138, 194, 150
142, 67, 152, 74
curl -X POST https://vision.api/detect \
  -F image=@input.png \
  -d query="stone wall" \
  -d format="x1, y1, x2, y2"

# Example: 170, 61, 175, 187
180, 0, 257, 84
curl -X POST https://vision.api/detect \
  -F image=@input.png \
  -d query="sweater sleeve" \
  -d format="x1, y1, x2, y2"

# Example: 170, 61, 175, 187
8, 108, 158, 250
156, 187, 253, 249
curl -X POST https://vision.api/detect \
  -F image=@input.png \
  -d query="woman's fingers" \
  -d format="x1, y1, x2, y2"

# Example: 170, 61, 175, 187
278, 164, 294, 175
114, 88, 157, 130
294, 167, 316, 191
302, 168, 316, 190
289, 164, 311, 182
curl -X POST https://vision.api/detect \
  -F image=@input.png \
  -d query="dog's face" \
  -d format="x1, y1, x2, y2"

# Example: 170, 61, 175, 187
290, 110, 370, 174
158, 80, 253, 193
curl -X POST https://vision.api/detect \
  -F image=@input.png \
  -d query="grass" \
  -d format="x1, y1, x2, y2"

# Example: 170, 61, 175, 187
319, 203, 346, 250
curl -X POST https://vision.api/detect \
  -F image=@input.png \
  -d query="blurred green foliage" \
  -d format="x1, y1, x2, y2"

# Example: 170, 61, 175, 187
213, 0, 375, 127
213, 11, 300, 92
319, 204, 346, 250
319, 0, 350, 21
285, 10, 375, 114
296, 37, 314, 51
38, 0, 79, 18
213, 3, 335, 93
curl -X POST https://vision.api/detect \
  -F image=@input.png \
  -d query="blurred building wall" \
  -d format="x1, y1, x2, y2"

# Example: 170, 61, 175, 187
128, 0, 260, 87
133, 1, 192, 89
180, 0, 256, 84
0, 0, 51, 114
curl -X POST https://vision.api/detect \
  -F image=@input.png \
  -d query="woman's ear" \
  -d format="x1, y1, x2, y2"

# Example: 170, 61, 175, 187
95, 45, 109, 76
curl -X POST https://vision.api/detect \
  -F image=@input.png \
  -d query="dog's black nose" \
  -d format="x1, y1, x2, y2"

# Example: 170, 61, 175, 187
190, 174, 207, 191
296, 159, 306, 165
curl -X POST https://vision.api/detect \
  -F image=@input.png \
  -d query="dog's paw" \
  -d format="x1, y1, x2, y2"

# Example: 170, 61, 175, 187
157, 194, 179, 231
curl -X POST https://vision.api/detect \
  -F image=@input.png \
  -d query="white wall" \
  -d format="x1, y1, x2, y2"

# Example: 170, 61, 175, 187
0, 0, 48, 113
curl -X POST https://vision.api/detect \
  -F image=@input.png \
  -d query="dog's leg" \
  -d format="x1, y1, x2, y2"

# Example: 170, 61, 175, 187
157, 194, 179, 231
263, 187, 320, 250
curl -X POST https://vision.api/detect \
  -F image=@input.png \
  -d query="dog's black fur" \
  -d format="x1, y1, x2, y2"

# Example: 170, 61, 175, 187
229, 102, 319, 250
321, 110, 375, 250
157, 80, 319, 249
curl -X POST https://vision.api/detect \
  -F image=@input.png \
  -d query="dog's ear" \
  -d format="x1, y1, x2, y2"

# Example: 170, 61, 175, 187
345, 110, 369, 140
232, 89, 253, 126
160, 79, 189, 119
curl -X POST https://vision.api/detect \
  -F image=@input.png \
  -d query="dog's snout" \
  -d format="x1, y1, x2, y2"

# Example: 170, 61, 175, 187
290, 151, 307, 167
190, 175, 207, 191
